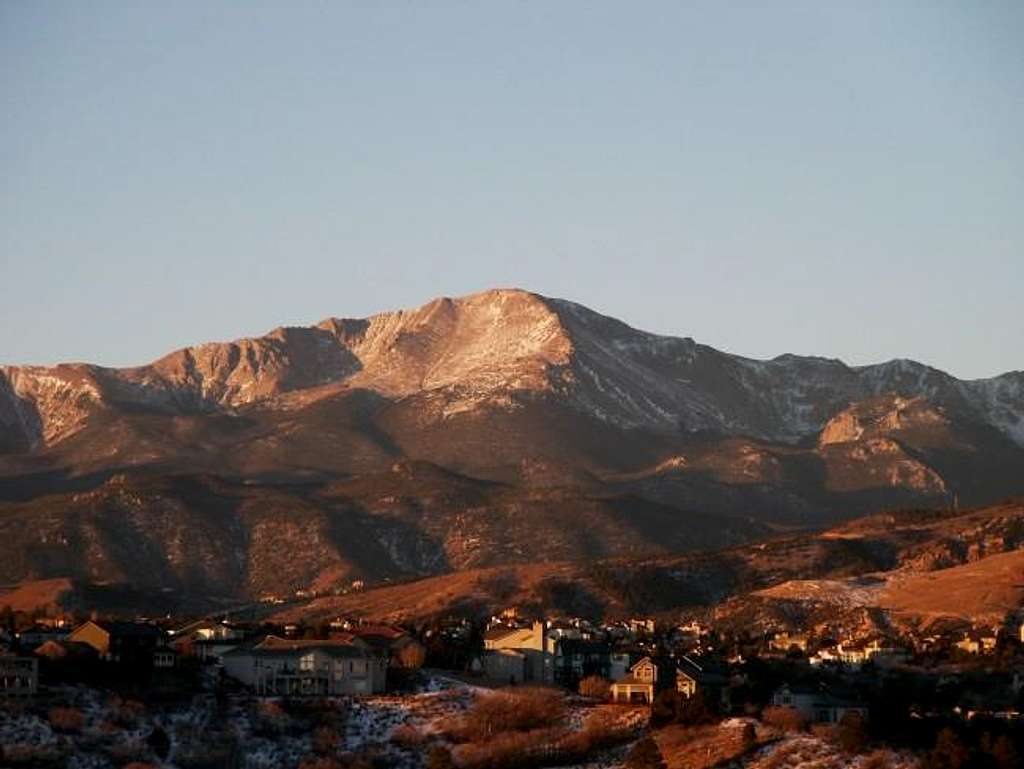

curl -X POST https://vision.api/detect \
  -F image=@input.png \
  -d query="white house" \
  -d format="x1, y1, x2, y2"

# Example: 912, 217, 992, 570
222, 636, 387, 696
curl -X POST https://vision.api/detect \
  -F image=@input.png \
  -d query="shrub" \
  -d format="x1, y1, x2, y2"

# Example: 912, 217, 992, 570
860, 750, 895, 769
390, 723, 424, 747
835, 711, 868, 754
982, 734, 1020, 769
579, 675, 611, 700
312, 725, 342, 755
460, 687, 566, 741
454, 726, 565, 769
426, 746, 456, 769
48, 706, 85, 732
146, 726, 171, 760
561, 707, 636, 754
625, 736, 667, 769
252, 699, 292, 737
810, 723, 835, 740
172, 733, 240, 769
651, 689, 714, 728
922, 728, 970, 769
762, 705, 807, 733
396, 642, 427, 670
739, 722, 757, 749
298, 758, 345, 769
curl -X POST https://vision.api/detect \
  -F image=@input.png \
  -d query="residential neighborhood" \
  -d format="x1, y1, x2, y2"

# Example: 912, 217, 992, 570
1, 601, 1023, 768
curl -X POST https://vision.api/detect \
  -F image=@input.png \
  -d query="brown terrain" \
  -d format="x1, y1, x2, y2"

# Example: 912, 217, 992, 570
269, 501, 1024, 628
0, 289, 1021, 613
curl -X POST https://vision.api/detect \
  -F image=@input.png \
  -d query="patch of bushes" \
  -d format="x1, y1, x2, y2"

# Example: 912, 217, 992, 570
625, 736, 667, 769
450, 688, 635, 769
761, 705, 807, 733
48, 705, 85, 732
650, 689, 715, 728
458, 687, 566, 741
578, 674, 611, 700
390, 723, 425, 748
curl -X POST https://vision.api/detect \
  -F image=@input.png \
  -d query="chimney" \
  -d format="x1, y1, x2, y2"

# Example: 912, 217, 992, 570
533, 621, 546, 652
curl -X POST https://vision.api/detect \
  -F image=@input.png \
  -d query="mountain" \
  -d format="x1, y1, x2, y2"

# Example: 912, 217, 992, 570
1, 288, 1022, 607
4, 289, 1023, 451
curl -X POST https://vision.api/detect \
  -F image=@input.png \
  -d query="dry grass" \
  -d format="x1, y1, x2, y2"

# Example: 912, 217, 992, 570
656, 721, 767, 769
0, 577, 73, 612
456, 687, 567, 742
879, 548, 1024, 622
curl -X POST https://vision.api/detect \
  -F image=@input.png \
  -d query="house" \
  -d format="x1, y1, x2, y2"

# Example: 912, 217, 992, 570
769, 632, 808, 653
33, 640, 98, 663
68, 621, 163, 666
629, 618, 656, 635
17, 624, 69, 650
483, 648, 528, 684
170, 620, 248, 663
610, 656, 704, 705
676, 654, 730, 708
483, 621, 554, 683
348, 624, 424, 667
222, 635, 387, 696
153, 644, 178, 669
546, 620, 584, 642
956, 629, 998, 655
672, 621, 711, 649
0, 654, 38, 697
611, 656, 661, 704
553, 639, 614, 686
772, 683, 868, 724
609, 650, 632, 681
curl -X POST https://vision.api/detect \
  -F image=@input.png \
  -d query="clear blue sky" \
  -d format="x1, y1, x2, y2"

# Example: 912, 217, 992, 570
2, 2, 1021, 379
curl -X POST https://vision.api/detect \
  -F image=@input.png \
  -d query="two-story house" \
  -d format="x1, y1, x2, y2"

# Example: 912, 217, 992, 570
482, 621, 554, 683
771, 683, 868, 724
68, 621, 163, 667
222, 636, 387, 695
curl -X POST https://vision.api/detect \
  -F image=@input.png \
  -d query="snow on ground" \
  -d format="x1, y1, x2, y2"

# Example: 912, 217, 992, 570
745, 736, 919, 769
752, 578, 885, 609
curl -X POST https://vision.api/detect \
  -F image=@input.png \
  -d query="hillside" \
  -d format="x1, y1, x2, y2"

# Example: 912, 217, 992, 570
270, 501, 1024, 626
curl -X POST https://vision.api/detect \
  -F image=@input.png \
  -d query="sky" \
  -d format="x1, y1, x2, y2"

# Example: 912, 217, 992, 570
2, 2, 1022, 379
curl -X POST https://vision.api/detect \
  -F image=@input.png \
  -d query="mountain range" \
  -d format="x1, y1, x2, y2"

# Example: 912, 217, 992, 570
1, 288, 1022, 609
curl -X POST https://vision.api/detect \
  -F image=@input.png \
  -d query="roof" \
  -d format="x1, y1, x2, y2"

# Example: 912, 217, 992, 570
76, 620, 163, 638
484, 626, 520, 641
33, 640, 97, 659
556, 639, 611, 655
225, 635, 372, 660
612, 675, 653, 687
350, 624, 406, 640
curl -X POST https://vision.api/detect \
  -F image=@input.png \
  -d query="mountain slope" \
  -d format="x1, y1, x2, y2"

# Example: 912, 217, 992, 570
0, 288, 1022, 607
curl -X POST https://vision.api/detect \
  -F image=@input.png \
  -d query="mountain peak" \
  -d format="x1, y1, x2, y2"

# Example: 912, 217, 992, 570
2, 290, 1022, 452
